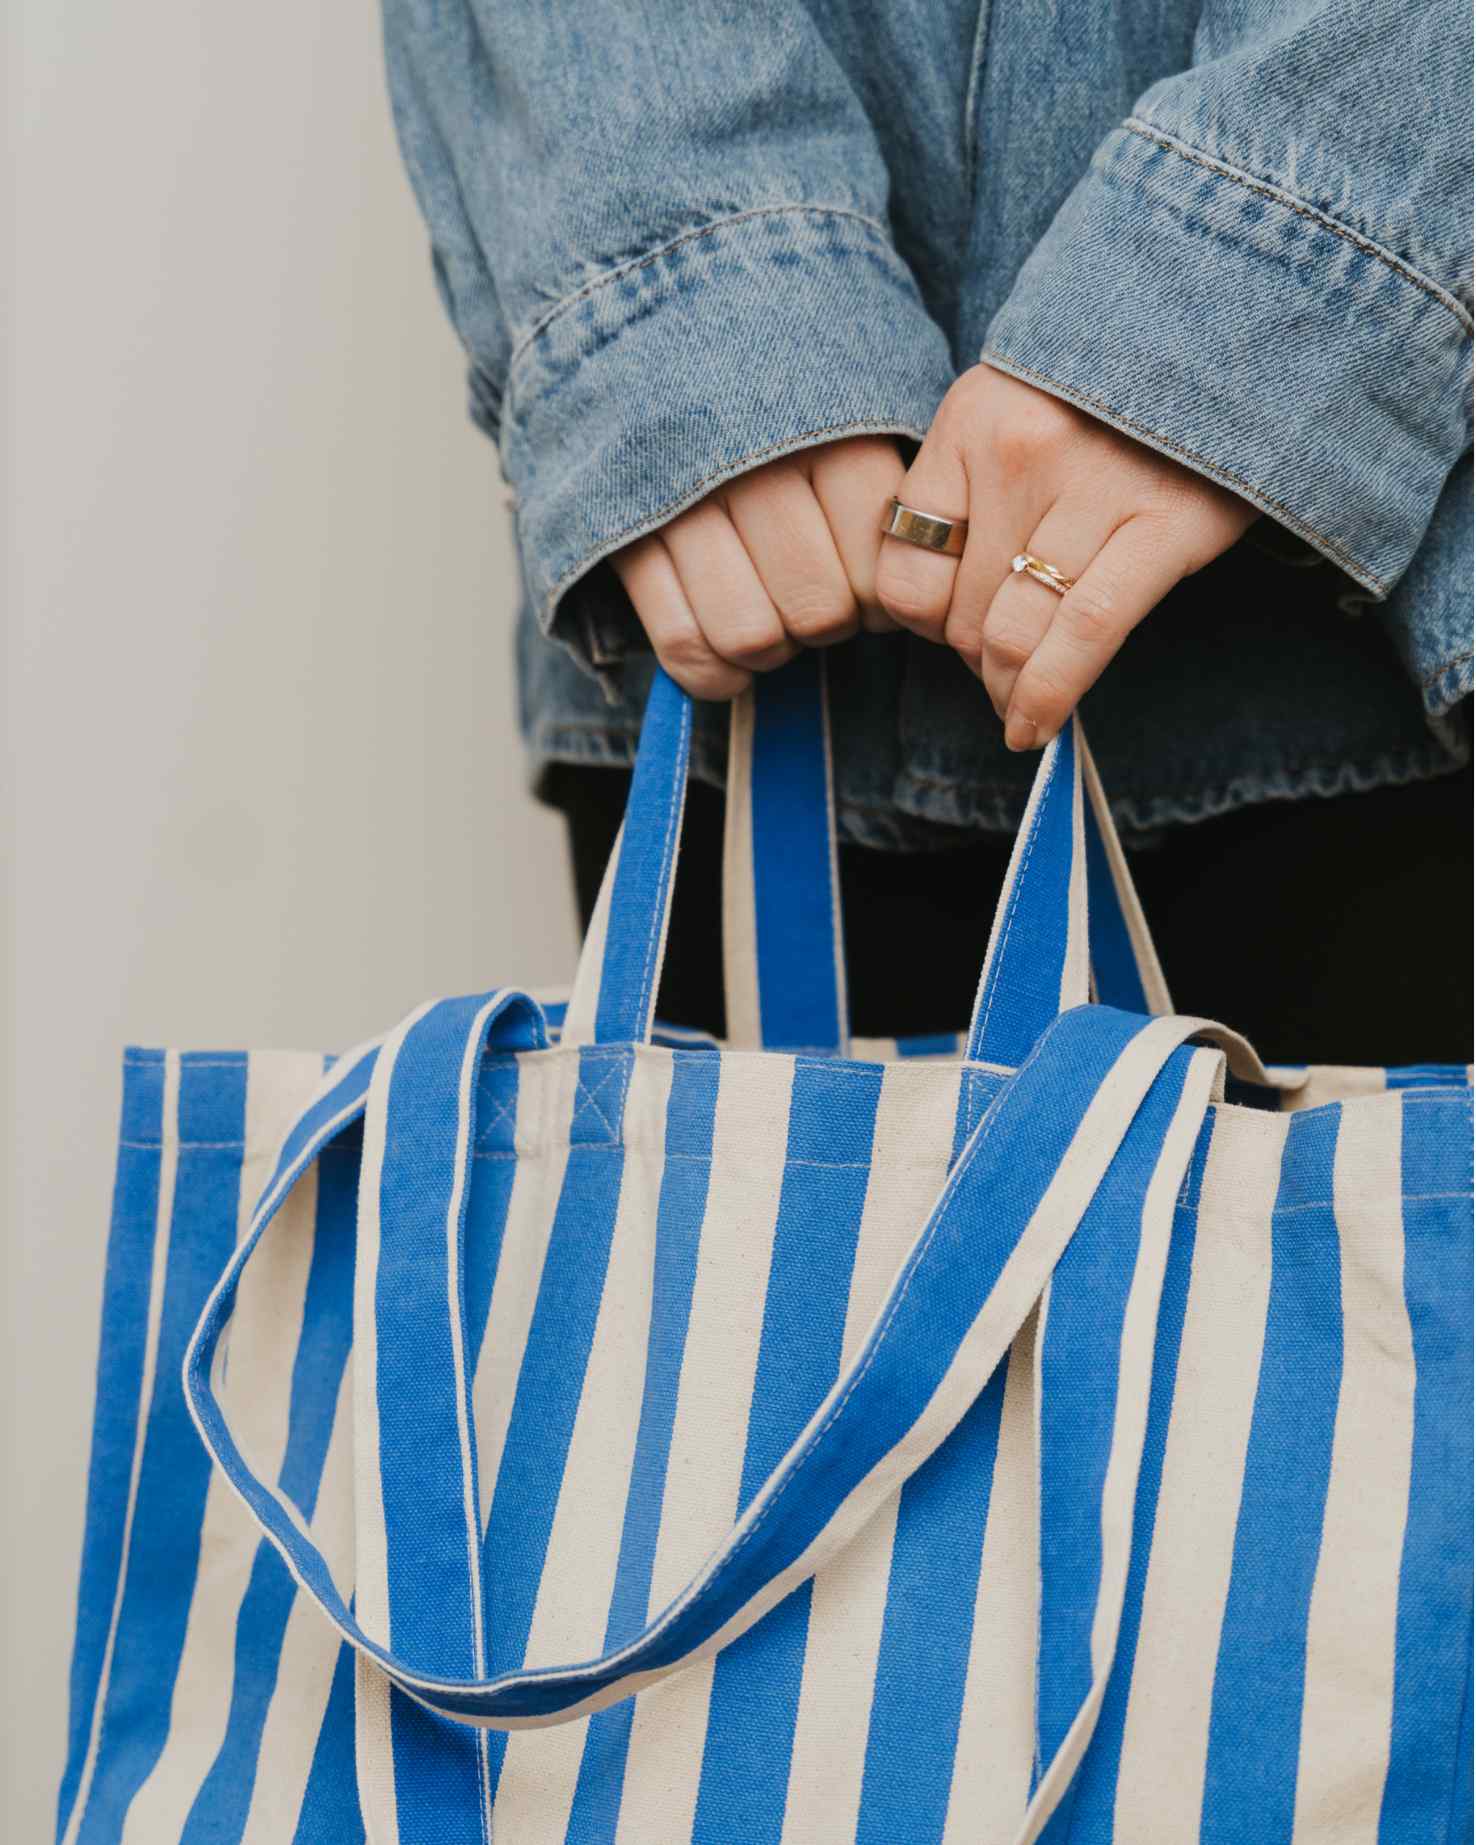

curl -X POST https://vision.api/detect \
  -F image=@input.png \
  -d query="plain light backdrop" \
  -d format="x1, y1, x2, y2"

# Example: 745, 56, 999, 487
7, 5, 579, 1836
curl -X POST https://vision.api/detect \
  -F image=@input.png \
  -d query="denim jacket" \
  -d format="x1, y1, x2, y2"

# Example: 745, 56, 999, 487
384, 0, 1472, 844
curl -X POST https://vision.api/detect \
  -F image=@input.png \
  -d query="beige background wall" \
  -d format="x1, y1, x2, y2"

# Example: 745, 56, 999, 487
6, 5, 578, 1836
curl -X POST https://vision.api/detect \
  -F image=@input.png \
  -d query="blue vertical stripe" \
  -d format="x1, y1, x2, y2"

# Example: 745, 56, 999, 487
1041, 1116, 1213, 1842
1380, 1089, 1474, 1843
480, 1044, 635, 1805
1083, 793, 1148, 1014
968, 721, 1077, 1068
291, 1642, 364, 1845
464, 1054, 521, 1377
374, 1000, 518, 1840
749, 654, 845, 1056
57, 1053, 167, 1842
1201, 1106, 1345, 1842
855, 1065, 1004, 1842
566, 1051, 721, 1844
180, 1129, 358, 1842
1033, 1052, 1190, 1792
692, 1060, 884, 1842
74, 1054, 249, 1844
856, 1370, 1008, 1843
594, 671, 690, 1047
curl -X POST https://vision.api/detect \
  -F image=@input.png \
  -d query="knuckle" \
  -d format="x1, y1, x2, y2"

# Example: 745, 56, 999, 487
1013, 661, 1072, 726
784, 594, 858, 643
938, 364, 992, 426
994, 394, 1075, 468
657, 635, 745, 699
979, 619, 1034, 673
660, 631, 715, 677
1063, 575, 1125, 646
875, 560, 948, 631
943, 614, 987, 675
721, 619, 790, 667
794, 615, 859, 648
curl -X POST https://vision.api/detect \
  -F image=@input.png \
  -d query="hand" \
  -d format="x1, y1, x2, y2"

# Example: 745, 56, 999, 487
875, 366, 1258, 749
611, 436, 906, 699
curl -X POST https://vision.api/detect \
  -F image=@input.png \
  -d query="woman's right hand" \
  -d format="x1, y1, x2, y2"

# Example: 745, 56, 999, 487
610, 436, 906, 699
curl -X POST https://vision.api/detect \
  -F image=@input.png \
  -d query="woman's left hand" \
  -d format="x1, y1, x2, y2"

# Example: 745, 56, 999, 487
876, 366, 1259, 750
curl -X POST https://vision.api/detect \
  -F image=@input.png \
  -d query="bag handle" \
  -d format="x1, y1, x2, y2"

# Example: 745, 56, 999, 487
720, 650, 849, 1055
721, 664, 1172, 1052
562, 660, 1172, 1060
186, 993, 1221, 1833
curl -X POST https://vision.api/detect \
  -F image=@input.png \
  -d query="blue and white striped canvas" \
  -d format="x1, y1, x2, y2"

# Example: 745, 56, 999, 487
60, 658, 1473, 1843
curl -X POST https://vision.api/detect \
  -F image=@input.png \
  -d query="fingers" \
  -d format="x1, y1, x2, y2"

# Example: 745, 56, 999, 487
613, 437, 910, 700
809, 438, 907, 632
1000, 517, 1185, 750
610, 534, 752, 700
722, 457, 859, 649
976, 501, 1119, 721
663, 497, 799, 675
874, 416, 970, 641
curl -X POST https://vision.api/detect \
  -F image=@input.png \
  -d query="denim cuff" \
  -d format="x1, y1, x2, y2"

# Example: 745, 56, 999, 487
982, 121, 1474, 601
499, 206, 958, 673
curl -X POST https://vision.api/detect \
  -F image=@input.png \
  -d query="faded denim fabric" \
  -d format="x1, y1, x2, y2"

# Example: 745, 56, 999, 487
384, 0, 1472, 843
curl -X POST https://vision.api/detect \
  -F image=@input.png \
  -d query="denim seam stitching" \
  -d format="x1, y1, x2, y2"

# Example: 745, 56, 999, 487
962, 0, 994, 209
506, 204, 903, 379
1124, 118, 1474, 334
1424, 648, 1473, 688
978, 348, 1387, 594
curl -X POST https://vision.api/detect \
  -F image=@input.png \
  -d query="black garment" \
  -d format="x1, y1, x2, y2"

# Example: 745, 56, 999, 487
546, 762, 1473, 1068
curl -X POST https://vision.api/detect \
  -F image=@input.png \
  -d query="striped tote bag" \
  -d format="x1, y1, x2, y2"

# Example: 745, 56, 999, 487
59, 655, 1472, 1844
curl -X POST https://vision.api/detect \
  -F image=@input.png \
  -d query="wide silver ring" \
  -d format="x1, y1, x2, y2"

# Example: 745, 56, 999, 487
882, 497, 968, 558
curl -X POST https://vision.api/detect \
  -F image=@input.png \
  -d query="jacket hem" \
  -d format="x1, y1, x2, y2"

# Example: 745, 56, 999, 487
982, 121, 1474, 600
527, 717, 1468, 852
498, 204, 958, 674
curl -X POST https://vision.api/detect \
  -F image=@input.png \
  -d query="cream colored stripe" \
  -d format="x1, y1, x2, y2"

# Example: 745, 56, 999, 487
1287, 1065, 1388, 1110
1291, 1096, 1413, 1842
355, 1654, 400, 1845
562, 824, 620, 1049
1112, 1108, 1287, 1840
474, 1050, 575, 1530
1080, 733, 1171, 1016
817, 667, 850, 1053
60, 1051, 182, 1845
440, 1018, 1209, 1734
240, 1365, 355, 1844
614, 1056, 796, 1844
1058, 742, 1090, 1015
446, 1000, 514, 1687
970, 732, 1059, 1036
122, 1052, 324, 1844
942, 1307, 1040, 1845
721, 690, 761, 1051
492, 1053, 675, 1842
1019, 1048, 1219, 1842
352, 1004, 436, 1649
782, 1064, 962, 1843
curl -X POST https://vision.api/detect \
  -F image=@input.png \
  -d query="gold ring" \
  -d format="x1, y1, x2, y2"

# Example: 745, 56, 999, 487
1010, 552, 1075, 596
882, 497, 968, 558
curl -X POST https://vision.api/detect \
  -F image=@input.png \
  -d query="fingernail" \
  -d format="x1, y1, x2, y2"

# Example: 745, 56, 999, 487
1004, 711, 1037, 752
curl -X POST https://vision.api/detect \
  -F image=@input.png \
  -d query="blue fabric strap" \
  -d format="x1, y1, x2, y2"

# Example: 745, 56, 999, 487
573, 663, 1164, 1062
185, 999, 1219, 1811
967, 721, 1084, 1066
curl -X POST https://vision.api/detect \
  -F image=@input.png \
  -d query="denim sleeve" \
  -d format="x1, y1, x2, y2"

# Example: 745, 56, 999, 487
382, 0, 957, 665
981, 0, 1473, 608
